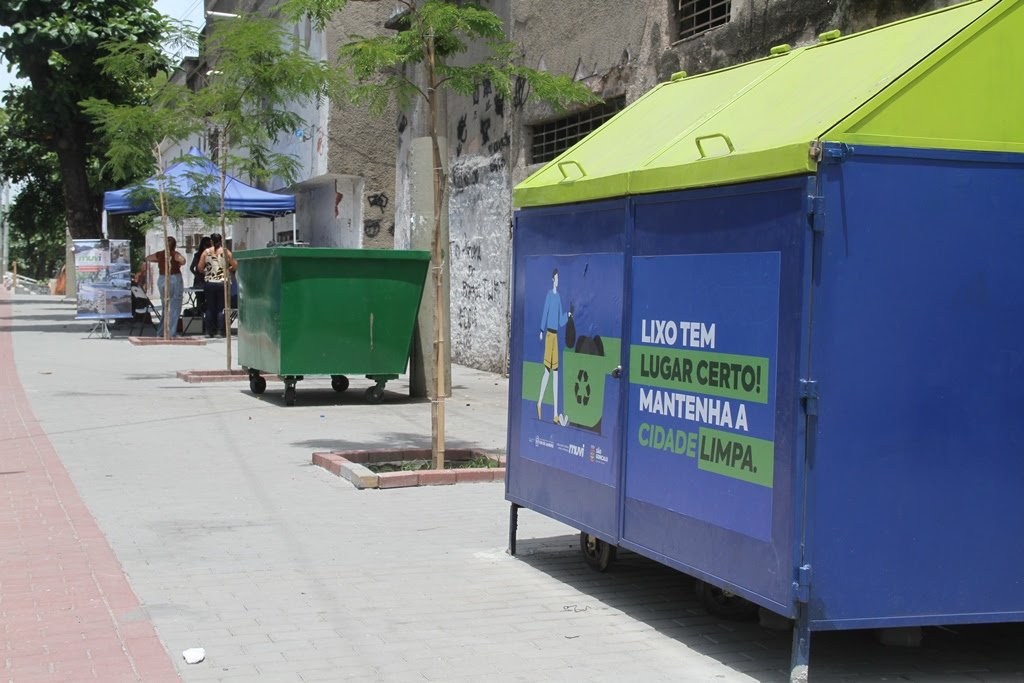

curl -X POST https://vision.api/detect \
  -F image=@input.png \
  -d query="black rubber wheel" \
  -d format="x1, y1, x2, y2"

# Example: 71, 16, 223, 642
284, 385, 296, 406
364, 385, 384, 404
694, 579, 759, 620
579, 531, 617, 572
249, 376, 266, 395
331, 375, 349, 393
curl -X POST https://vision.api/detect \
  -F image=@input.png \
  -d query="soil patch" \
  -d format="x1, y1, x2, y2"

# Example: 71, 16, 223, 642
312, 448, 505, 489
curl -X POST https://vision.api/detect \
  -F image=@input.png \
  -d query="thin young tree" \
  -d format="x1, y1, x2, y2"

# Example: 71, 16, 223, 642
87, 12, 329, 356
82, 19, 204, 339
284, 0, 599, 468
190, 11, 331, 368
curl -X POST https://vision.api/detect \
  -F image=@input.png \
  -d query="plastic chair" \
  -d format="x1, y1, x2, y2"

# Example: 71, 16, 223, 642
130, 286, 160, 335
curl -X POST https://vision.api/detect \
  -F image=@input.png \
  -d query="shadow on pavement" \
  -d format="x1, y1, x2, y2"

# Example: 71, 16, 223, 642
239, 383, 429, 409
512, 534, 1024, 681
290, 431, 482, 453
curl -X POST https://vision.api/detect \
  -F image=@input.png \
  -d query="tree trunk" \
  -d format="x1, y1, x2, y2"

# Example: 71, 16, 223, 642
55, 125, 101, 239
219, 132, 232, 371
23, 62, 100, 240
155, 145, 172, 340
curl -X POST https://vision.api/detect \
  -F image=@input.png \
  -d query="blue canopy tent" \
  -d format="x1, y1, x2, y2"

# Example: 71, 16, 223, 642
102, 146, 297, 239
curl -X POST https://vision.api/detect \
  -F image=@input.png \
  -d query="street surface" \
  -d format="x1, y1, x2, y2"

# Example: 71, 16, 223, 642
2, 293, 1022, 681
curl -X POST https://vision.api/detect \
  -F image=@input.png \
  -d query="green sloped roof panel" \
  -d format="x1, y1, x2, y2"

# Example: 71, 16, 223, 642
515, 0, 1006, 208
513, 56, 788, 207
630, 0, 999, 195
830, 0, 1024, 151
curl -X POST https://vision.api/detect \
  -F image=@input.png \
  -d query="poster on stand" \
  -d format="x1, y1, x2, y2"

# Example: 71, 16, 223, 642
73, 239, 132, 320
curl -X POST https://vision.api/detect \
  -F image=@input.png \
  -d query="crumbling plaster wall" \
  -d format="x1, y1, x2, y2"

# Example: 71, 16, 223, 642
441, 1, 516, 373
323, 4, 400, 249
668, 0, 959, 76
411, 0, 962, 374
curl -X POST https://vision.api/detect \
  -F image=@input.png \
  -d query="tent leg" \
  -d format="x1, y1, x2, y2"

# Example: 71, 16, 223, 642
292, 214, 297, 244
101, 211, 108, 239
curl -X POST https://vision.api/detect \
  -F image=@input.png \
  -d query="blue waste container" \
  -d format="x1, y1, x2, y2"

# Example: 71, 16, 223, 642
505, 1, 1024, 679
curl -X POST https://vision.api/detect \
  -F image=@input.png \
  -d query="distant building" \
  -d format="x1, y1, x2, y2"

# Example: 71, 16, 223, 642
163, 0, 960, 368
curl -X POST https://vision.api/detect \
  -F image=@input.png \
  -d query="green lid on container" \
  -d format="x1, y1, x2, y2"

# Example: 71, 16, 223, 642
515, 0, 1021, 208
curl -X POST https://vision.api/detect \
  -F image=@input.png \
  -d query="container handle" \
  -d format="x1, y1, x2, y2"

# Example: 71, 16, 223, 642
557, 160, 587, 181
695, 133, 735, 159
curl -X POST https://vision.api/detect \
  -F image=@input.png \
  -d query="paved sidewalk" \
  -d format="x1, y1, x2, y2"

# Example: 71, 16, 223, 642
0, 291, 178, 682
3, 293, 1024, 682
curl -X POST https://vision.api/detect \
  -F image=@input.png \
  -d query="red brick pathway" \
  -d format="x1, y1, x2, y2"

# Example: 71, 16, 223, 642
0, 294, 179, 681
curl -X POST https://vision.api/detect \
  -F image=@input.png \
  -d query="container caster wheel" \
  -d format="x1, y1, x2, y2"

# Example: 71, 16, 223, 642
364, 385, 384, 404
249, 375, 266, 395
580, 532, 616, 572
331, 375, 349, 393
284, 385, 296, 406
694, 579, 758, 620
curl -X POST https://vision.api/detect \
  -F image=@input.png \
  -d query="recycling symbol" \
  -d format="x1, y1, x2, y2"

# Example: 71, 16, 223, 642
574, 369, 591, 406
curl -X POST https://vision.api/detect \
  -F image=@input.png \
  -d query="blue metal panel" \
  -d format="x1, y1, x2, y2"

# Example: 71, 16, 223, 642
623, 177, 811, 614
507, 199, 628, 541
807, 145, 1024, 629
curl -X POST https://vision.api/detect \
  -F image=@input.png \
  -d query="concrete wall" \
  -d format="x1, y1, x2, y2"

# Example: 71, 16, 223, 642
428, 0, 961, 374
322, 3, 401, 249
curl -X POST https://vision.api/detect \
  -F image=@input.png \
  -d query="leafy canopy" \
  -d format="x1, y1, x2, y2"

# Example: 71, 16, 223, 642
282, 0, 599, 115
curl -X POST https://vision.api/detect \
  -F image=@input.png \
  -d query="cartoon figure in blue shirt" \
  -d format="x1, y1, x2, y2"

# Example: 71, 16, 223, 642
537, 268, 571, 423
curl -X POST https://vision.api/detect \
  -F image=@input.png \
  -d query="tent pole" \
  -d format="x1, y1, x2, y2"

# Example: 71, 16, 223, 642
101, 210, 108, 239
292, 214, 297, 244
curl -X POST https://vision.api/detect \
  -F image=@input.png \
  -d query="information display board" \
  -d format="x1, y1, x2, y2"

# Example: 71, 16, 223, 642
73, 239, 132, 320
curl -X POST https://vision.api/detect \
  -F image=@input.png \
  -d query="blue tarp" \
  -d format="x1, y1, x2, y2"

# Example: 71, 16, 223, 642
103, 147, 296, 217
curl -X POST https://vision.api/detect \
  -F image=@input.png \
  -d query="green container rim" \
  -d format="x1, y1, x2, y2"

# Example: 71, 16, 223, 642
235, 247, 431, 261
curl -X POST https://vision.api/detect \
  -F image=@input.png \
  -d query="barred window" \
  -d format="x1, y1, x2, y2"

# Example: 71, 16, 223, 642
677, 0, 731, 40
529, 97, 626, 164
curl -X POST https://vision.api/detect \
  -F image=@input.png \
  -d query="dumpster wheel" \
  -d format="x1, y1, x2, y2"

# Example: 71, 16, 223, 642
364, 385, 384, 404
249, 375, 266, 395
580, 532, 617, 572
694, 580, 758, 620
331, 375, 350, 393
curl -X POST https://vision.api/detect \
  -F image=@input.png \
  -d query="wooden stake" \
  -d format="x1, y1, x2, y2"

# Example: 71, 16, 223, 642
427, 30, 447, 471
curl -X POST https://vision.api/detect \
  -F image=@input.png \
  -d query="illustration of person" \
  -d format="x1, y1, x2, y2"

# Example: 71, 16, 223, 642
537, 268, 571, 423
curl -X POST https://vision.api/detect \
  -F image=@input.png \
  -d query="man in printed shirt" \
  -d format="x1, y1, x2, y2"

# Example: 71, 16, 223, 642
537, 268, 571, 423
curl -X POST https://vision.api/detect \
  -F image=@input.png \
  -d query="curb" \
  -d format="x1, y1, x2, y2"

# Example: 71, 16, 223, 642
312, 448, 505, 489
128, 336, 207, 346
177, 370, 281, 383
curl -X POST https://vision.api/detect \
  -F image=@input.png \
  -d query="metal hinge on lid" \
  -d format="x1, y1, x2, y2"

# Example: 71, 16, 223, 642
807, 194, 826, 233
800, 379, 819, 416
822, 142, 854, 162
792, 564, 812, 603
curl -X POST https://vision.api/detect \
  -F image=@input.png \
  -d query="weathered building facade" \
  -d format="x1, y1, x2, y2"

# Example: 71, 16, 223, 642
166, 1, 961, 367
407, 0, 960, 373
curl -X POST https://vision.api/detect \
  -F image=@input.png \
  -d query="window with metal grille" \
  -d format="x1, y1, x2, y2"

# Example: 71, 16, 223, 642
529, 97, 626, 164
677, 0, 731, 40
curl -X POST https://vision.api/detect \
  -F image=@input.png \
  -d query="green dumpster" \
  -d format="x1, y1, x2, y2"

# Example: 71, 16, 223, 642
235, 247, 430, 405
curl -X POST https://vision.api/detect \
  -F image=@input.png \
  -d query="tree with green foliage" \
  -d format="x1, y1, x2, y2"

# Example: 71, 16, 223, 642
284, 0, 599, 468
85, 12, 330, 354
0, 0, 165, 239
82, 19, 205, 339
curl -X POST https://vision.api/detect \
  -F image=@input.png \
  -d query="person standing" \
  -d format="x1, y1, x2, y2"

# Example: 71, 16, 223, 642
189, 235, 212, 315
141, 236, 186, 338
197, 233, 237, 337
